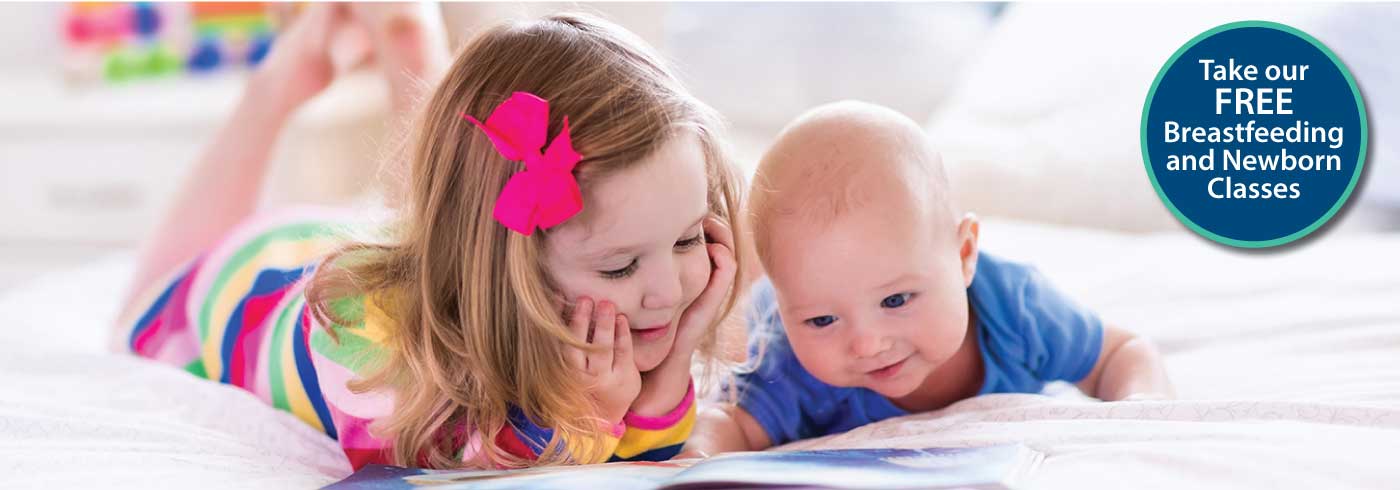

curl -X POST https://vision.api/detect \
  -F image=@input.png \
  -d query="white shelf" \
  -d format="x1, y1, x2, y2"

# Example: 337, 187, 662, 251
0, 70, 388, 131
0, 242, 127, 293
0, 69, 392, 246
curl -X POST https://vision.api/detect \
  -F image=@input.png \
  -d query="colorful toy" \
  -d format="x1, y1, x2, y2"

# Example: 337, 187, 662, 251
61, 2, 282, 85
188, 2, 276, 72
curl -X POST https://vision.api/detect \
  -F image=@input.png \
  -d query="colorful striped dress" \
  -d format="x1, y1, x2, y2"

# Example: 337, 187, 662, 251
118, 207, 696, 470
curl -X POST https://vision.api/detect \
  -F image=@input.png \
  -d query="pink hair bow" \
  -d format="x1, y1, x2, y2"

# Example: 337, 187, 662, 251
462, 92, 583, 236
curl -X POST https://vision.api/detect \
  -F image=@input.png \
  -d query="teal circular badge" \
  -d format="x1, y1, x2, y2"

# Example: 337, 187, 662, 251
1141, 21, 1367, 248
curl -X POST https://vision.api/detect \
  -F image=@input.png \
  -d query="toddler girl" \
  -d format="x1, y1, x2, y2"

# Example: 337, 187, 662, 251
117, 8, 744, 471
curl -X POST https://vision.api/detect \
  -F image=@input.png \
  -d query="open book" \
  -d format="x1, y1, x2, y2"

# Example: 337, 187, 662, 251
325, 444, 1044, 490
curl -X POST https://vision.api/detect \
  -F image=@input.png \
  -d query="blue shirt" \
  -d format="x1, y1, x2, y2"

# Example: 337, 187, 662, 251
731, 252, 1104, 446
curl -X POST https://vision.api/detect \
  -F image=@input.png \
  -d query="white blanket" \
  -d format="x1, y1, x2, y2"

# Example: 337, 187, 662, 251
2, 221, 1398, 489
784, 221, 1400, 489
0, 257, 349, 489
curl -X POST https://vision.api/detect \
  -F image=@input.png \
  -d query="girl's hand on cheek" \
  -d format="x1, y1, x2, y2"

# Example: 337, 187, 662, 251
632, 217, 737, 416
672, 216, 737, 357
564, 298, 641, 425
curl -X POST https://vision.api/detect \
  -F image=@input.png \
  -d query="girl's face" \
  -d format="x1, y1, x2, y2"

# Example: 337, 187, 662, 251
543, 132, 713, 372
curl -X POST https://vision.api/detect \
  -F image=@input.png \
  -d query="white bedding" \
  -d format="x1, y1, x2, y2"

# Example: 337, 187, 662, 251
784, 221, 1400, 489
3, 220, 1399, 489
0, 256, 349, 489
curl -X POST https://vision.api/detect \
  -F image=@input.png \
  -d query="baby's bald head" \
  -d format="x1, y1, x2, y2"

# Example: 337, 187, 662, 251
744, 103, 981, 398
749, 101, 957, 264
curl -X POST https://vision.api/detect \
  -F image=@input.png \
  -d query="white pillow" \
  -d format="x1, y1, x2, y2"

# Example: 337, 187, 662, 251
927, 3, 1332, 232
1310, 6, 1400, 210
666, 3, 997, 137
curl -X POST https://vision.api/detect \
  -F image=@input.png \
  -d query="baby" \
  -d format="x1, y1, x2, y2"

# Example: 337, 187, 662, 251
685, 101, 1174, 455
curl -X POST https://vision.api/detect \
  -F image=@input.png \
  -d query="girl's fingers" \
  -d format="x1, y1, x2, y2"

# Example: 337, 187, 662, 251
593, 302, 616, 368
690, 242, 737, 317
701, 216, 737, 302
569, 297, 593, 339
708, 242, 737, 284
566, 298, 593, 371
672, 242, 736, 354
613, 314, 634, 371
702, 216, 735, 257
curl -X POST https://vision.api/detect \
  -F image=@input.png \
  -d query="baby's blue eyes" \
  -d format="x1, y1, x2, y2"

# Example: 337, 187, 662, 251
881, 293, 912, 309
804, 293, 912, 328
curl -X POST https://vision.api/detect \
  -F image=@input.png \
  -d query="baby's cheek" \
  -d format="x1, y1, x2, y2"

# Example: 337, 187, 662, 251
913, 296, 969, 356
788, 333, 844, 384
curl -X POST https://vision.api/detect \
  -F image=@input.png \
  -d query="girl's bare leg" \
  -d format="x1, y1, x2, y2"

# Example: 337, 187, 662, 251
354, 3, 449, 114
349, 3, 451, 210
118, 5, 356, 324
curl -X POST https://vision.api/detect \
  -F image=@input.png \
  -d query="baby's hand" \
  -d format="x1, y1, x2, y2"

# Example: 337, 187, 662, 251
1119, 392, 1171, 402
565, 298, 641, 425
672, 448, 709, 460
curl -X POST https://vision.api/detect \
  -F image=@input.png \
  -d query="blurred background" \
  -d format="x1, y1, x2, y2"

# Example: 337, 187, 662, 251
0, 2, 1396, 292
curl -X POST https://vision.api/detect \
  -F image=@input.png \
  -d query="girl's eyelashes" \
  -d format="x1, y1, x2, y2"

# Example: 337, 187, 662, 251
674, 233, 704, 251
805, 315, 837, 328
600, 258, 638, 280
597, 232, 702, 280
881, 292, 914, 309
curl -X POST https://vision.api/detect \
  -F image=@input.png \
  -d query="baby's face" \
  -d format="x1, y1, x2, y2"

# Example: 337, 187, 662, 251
543, 132, 713, 372
767, 207, 971, 399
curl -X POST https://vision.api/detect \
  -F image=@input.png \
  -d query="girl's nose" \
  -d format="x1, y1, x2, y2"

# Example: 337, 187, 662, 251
641, 258, 684, 311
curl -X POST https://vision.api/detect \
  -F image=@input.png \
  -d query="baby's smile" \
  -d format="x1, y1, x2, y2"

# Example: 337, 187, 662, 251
865, 354, 913, 381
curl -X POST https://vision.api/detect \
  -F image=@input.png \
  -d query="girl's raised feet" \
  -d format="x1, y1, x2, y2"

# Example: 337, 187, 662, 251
253, 3, 368, 113
347, 2, 450, 113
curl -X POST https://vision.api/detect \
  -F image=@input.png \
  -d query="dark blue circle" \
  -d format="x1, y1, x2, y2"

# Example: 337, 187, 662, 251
187, 38, 223, 72
1143, 23, 1365, 245
247, 34, 274, 66
133, 3, 161, 38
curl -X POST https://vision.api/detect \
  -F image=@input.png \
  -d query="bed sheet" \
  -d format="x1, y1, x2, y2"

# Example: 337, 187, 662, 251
783, 221, 1400, 489
3, 220, 1398, 489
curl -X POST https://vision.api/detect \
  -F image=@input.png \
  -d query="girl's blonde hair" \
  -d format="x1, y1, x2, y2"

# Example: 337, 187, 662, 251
305, 13, 744, 469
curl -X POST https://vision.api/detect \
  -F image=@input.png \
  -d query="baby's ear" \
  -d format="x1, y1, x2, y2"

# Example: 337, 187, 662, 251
955, 213, 980, 288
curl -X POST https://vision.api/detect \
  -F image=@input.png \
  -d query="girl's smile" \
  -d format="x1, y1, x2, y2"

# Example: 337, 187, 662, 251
544, 131, 713, 372
634, 322, 673, 342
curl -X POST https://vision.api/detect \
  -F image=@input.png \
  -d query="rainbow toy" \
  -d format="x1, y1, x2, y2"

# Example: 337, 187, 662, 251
61, 2, 282, 84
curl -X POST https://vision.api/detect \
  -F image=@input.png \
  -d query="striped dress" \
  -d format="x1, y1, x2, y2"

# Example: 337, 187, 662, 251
119, 207, 696, 470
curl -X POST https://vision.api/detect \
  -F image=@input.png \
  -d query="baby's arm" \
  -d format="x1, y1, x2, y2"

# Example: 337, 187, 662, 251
1075, 324, 1175, 400
680, 404, 772, 458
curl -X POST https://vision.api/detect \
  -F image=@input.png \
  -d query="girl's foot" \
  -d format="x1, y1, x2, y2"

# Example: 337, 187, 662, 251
253, 3, 366, 112
347, 3, 450, 114
345, 3, 451, 211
